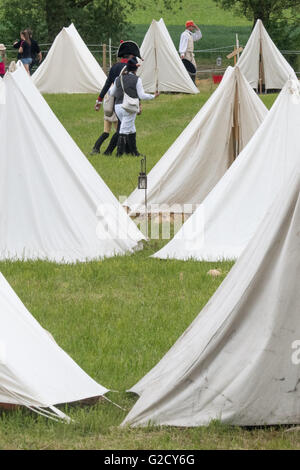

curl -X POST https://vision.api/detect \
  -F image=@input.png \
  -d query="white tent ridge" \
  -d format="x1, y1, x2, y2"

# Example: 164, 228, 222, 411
32, 23, 107, 94
0, 62, 144, 262
237, 19, 296, 91
125, 66, 267, 214
0, 272, 107, 422
152, 78, 300, 262
123, 173, 300, 427
138, 18, 199, 94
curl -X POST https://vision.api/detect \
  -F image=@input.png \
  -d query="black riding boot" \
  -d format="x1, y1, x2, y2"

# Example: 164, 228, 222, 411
103, 132, 119, 155
116, 134, 127, 157
125, 136, 131, 154
90, 132, 109, 155
128, 133, 140, 156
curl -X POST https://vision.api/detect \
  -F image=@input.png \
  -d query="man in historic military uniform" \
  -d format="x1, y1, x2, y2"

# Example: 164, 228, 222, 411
92, 40, 142, 156
179, 20, 202, 69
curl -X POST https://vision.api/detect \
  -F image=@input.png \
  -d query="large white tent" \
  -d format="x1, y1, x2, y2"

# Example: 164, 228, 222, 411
0, 76, 4, 104
123, 173, 300, 427
125, 66, 267, 214
0, 63, 144, 262
0, 272, 107, 421
237, 19, 295, 91
32, 23, 107, 94
138, 18, 199, 94
153, 78, 300, 262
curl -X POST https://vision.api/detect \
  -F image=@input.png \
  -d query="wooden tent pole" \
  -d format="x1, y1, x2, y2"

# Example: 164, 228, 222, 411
109, 38, 112, 68
233, 80, 240, 160
154, 45, 159, 93
153, 25, 159, 93
226, 44, 243, 66
236, 34, 240, 61
259, 39, 263, 94
102, 43, 107, 73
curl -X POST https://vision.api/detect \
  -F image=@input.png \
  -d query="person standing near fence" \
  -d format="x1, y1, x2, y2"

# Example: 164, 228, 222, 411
27, 29, 42, 73
13, 31, 32, 74
13, 29, 42, 74
92, 40, 142, 156
0, 44, 6, 77
179, 20, 202, 69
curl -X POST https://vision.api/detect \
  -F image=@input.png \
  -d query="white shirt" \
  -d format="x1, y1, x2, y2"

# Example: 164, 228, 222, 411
179, 29, 202, 55
110, 74, 154, 100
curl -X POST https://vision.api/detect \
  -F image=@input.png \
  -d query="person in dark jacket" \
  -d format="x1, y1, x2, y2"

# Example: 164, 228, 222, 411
27, 29, 42, 73
92, 40, 142, 156
13, 29, 42, 75
13, 36, 22, 61
13, 30, 32, 74
110, 57, 159, 157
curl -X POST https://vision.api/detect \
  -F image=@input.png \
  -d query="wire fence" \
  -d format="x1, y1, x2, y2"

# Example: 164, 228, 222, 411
192, 45, 300, 80
3, 41, 300, 80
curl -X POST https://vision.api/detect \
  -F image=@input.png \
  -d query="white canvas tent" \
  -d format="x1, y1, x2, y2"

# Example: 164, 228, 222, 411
0, 272, 107, 421
123, 173, 300, 427
0, 77, 5, 104
138, 19, 199, 94
0, 62, 144, 262
32, 23, 107, 94
125, 66, 267, 214
153, 78, 300, 262
237, 19, 295, 91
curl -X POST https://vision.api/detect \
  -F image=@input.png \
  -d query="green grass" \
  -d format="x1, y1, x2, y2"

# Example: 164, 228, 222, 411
132, 24, 252, 57
46, 92, 212, 196
128, 0, 295, 70
128, 0, 252, 61
131, 0, 251, 26
0, 89, 287, 450
44, 91, 277, 198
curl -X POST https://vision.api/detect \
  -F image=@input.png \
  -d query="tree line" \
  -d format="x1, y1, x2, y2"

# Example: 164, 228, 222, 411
0, 0, 180, 43
214, 0, 300, 51
0, 0, 299, 54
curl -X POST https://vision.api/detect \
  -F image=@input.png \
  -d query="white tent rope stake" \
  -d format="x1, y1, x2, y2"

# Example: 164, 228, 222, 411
0, 384, 71, 422
125, 66, 267, 215
103, 395, 127, 412
0, 383, 126, 420
29, 406, 72, 423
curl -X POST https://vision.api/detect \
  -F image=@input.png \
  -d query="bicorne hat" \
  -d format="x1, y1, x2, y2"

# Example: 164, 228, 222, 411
117, 40, 142, 59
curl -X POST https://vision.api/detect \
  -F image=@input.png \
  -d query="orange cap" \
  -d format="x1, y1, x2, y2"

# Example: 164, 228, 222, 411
185, 21, 195, 28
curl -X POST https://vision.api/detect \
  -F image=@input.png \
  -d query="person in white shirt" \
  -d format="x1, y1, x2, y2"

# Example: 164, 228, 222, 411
110, 57, 159, 156
179, 20, 202, 69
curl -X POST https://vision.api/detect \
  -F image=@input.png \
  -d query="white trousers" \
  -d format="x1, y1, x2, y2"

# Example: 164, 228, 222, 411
115, 104, 137, 134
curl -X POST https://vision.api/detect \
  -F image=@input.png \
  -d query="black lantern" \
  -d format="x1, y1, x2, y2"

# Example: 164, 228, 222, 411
138, 155, 147, 189
138, 155, 148, 238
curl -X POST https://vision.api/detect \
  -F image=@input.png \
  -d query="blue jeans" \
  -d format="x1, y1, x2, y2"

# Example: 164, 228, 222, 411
21, 58, 32, 65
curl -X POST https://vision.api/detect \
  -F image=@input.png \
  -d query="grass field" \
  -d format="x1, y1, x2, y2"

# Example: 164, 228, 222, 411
2, 88, 298, 450
130, 0, 252, 49
131, 0, 251, 26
